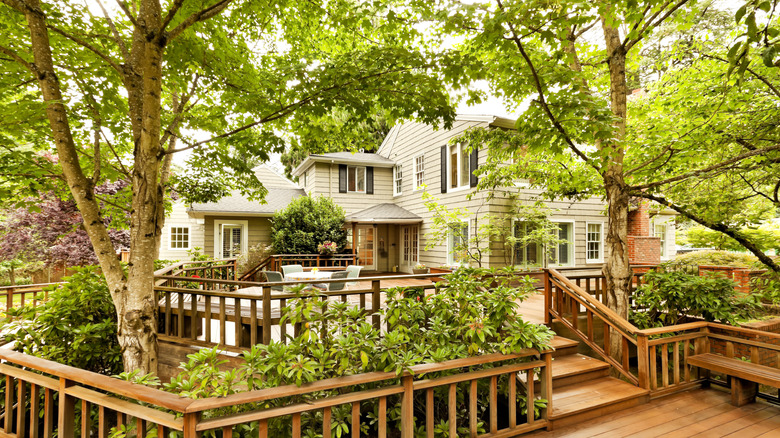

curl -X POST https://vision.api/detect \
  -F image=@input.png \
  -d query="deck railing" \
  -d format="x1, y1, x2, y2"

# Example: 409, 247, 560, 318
545, 268, 780, 401
153, 273, 441, 351
0, 340, 551, 437
0, 283, 58, 315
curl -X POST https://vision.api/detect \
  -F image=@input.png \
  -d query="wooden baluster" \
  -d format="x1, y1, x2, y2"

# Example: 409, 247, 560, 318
279, 299, 287, 343
323, 407, 332, 438
30, 383, 40, 438
490, 375, 498, 433
177, 292, 184, 337
684, 339, 691, 382
571, 298, 578, 331
401, 376, 414, 438
604, 325, 611, 357
44, 388, 54, 438
726, 341, 734, 358
525, 369, 532, 426
5, 376, 13, 433
263, 286, 272, 344
587, 310, 594, 341
379, 396, 387, 438
205, 297, 212, 343
470, 379, 478, 437
541, 352, 552, 420
251, 300, 258, 346
182, 413, 199, 438
58, 378, 75, 437
622, 337, 630, 372
359, 292, 365, 311
372, 280, 381, 329
637, 335, 650, 390
543, 270, 552, 326
222, 426, 232, 438
6, 287, 14, 316
137, 418, 145, 437
448, 383, 457, 438
219, 296, 227, 345
258, 419, 268, 438
673, 341, 680, 385
661, 344, 669, 388
751, 346, 760, 364
164, 292, 171, 335
426, 389, 434, 438
190, 292, 198, 340
292, 413, 301, 438
98, 406, 109, 438
234, 297, 242, 347
351, 402, 361, 438
17, 380, 26, 438
650, 345, 657, 390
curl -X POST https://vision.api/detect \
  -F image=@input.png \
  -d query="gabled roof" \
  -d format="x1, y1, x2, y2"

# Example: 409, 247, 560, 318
292, 152, 395, 176
346, 203, 422, 224
189, 188, 305, 217
253, 165, 297, 188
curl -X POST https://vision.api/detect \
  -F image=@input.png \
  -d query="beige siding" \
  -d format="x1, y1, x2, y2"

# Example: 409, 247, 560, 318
204, 216, 273, 259
159, 202, 205, 261
308, 162, 394, 215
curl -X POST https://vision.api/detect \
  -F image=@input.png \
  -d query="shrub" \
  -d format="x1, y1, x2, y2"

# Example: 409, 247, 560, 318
164, 267, 554, 433
630, 271, 761, 329
270, 196, 347, 254
1, 266, 121, 374
236, 243, 273, 276
661, 250, 758, 269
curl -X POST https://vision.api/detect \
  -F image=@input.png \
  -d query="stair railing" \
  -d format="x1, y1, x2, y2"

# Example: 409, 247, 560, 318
544, 268, 640, 385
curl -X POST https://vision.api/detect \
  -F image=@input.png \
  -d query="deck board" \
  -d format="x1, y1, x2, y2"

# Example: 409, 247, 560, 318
525, 388, 780, 437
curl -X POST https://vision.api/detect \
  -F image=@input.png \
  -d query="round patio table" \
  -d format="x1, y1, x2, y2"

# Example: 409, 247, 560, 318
284, 271, 333, 282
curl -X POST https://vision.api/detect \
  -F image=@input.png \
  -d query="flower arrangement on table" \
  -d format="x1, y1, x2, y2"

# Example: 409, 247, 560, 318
317, 241, 338, 256
412, 263, 429, 274
311, 267, 319, 273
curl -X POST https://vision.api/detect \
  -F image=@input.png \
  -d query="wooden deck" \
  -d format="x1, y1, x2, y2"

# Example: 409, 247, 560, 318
525, 387, 780, 437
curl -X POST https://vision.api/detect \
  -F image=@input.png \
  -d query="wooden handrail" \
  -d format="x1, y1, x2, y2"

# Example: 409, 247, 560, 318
0, 282, 61, 291
547, 269, 640, 336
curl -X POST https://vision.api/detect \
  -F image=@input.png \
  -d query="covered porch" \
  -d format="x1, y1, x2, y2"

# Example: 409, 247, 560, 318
345, 203, 423, 274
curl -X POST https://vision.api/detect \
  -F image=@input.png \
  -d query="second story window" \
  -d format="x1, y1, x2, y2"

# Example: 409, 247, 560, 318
415, 155, 425, 189
394, 164, 403, 195
347, 166, 366, 193
441, 143, 476, 193
586, 222, 603, 263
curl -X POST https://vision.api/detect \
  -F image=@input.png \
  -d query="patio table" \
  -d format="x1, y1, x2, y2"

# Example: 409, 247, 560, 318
285, 271, 333, 282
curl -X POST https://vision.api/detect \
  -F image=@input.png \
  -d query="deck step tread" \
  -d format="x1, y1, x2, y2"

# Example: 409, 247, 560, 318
551, 354, 610, 380
550, 336, 578, 351
551, 377, 649, 419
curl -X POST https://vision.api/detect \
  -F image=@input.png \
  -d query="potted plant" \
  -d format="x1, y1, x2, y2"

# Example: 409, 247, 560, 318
412, 263, 429, 274
317, 241, 337, 257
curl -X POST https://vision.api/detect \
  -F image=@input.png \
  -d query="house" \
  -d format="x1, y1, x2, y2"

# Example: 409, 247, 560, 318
163, 115, 676, 271
158, 166, 305, 261
291, 115, 677, 272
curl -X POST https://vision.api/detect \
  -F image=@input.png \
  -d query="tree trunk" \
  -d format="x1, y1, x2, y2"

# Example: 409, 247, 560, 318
601, 18, 632, 364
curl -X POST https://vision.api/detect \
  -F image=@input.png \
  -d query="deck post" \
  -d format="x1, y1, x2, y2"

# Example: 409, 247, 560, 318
540, 351, 553, 429
400, 375, 414, 438
372, 280, 381, 329
637, 334, 650, 389
543, 270, 551, 326
5, 287, 13, 317
58, 378, 75, 437
262, 286, 272, 344
183, 412, 200, 438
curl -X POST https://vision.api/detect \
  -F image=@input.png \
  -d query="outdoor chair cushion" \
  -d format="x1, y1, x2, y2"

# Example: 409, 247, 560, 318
263, 271, 284, 292
327, 270, 349, 292
346, 265, 362, 286
281, 264, 303, 276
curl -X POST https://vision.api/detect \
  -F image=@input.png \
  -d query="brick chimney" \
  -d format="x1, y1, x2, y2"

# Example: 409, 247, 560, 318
627, 199, 660, 265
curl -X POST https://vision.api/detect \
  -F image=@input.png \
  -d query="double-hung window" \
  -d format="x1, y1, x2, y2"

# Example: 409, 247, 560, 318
414, 155, 425, 189
655, 223, 667, 258
347, 166, 366, 193
513, 221, 540, 267
586, 222, 604, 263
394, 165, 403, 195
550, 222, 574, 266
448, 219, 470, 265
449, 143, 470, 190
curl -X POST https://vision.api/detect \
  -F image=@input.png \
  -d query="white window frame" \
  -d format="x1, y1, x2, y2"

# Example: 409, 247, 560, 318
347, 165, 366, 193
447, 143, 471, 192
586, 222, 604, 263
654, 222, 668, 259
414, 154, 425, 190
301, 170, 307, 189
213, 220, 249, 259
447, 218, 470, 266
394, 164, 403, 196
549, 220, 575, 267
511, 219, 541, 269
169, 225, 191, 251
401, 225, 419, 265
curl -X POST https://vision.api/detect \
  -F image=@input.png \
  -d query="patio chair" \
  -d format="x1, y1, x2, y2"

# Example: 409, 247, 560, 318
263, 271, 284, 292
281, 264, 303, 277
346, 265, 363, 286
327, 271, 349, 292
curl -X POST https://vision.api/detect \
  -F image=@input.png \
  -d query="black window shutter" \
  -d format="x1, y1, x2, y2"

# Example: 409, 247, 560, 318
440, 145, 447, 193
338, 164, 347, 193
470, 147, 478, 188
366, 167, 374, 194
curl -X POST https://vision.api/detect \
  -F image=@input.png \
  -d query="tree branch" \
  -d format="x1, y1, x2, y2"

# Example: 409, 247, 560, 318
114, 0, 140, 29
702, 53, 780, 100
0, 44, 34, 73
94, 0, 129, 60
632, 143, 780, 191
625, 0, 692, 52
496, 0, 598, 171
160, 74, 200, 147
633, 192, 780, 271
100, 130, 131, 177
167, 0, 234, 42
161, 0, 185, 33
47, 25, 123, 74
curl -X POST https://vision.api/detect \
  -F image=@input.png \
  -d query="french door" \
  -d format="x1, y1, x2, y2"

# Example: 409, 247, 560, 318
355, 225, 376, 270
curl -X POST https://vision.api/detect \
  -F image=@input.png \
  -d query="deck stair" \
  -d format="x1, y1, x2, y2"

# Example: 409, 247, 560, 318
536, 336, 650, 430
